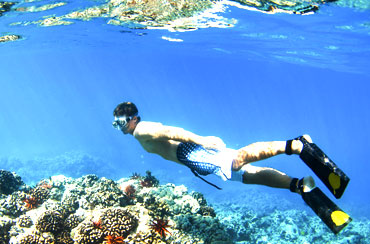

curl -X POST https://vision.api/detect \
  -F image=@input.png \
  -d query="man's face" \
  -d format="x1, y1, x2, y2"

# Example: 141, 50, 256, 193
121, 120, 131, 134
112, 116, 136, 135
123, 117, 138, 135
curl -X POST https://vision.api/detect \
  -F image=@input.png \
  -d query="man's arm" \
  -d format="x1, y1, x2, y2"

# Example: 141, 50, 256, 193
134, 122, 226, 148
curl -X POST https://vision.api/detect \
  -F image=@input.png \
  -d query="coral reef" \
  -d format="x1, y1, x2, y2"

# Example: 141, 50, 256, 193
100, 208, 138, 237
140, 171, 159, 188
0, 216, 13, 244
18, 231, 54, 244
35, 210, 64, 233
0, 170, 24, 195
23, 185, 51, 209
2, 172, 230, 244
149, 218, 171, 238
214, 199, 370, 244
105, 235, 124, 244
17, 215, 33, 228
73, 221, 105, 244
0, 191, 28, 217
64, 213, 82, 230
1, 170, 369, 244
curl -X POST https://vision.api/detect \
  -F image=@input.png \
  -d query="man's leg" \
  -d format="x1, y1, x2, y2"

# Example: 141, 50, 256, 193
232, 138, 305, 171
240, 164, 294, 190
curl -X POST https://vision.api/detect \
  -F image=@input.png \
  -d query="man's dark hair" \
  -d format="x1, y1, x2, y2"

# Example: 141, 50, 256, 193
113, 102, 141, 121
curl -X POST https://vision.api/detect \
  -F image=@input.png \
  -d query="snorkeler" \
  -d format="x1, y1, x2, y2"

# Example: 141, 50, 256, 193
113, 101, 351, 234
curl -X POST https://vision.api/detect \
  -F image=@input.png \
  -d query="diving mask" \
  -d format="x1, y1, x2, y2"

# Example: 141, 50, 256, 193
112, 116, 131, 130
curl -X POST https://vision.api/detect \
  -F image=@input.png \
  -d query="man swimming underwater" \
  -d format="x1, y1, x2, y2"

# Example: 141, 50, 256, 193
113, 101, 351, 234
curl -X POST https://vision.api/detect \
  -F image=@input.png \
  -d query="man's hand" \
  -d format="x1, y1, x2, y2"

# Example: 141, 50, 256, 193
201, 136, 226, 150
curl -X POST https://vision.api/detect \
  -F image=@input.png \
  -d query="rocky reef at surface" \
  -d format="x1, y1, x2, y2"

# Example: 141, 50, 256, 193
2, 0, 346, 32
0, 34, 21, 43
1, 0, 368, 43
0, 1, 15, 16
1, 168, 370, 244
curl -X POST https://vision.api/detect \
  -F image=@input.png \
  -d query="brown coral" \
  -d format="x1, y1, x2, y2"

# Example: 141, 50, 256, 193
36, 210, 63, 234
100, 208, 138, 237
64, 213, 83, 230
19, 231, 54, 244
74, 222, 104, 244
55, 230, 74, 244
17, 215, 33, 227
30, 185, 50, 202
125, 231, 166, 244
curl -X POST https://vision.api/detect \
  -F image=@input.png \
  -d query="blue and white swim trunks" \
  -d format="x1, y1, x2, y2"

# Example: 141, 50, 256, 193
176, 142, 244, 182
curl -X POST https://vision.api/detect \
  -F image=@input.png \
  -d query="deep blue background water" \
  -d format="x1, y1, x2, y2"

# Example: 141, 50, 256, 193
1, 2, 370, 219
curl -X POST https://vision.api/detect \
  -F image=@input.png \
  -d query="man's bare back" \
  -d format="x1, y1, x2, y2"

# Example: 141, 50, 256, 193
133, 121, 228, 163
133, 121, 182, 163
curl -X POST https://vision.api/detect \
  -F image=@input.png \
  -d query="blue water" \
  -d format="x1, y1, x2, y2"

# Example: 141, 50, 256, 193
1, 0, 370, 227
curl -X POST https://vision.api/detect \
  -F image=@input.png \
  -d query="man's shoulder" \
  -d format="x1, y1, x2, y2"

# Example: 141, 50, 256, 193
133, 121, 163, 137
136, 121, 163, 128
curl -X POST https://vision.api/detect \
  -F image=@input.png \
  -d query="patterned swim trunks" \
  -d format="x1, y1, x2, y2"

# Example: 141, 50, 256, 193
176, 142, 244, 182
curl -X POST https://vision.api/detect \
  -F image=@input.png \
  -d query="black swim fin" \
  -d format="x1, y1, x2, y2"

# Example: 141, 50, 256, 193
298, 136, 350, 199
301, 186, 352, 234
